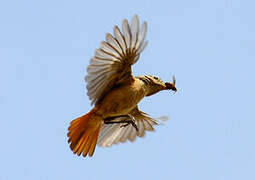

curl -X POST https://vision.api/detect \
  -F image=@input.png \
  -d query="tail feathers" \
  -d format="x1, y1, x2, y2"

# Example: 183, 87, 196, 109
67, 110, 102, 157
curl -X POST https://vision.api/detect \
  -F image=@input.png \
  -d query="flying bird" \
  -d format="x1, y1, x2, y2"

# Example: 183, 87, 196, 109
67, 15, 177, 157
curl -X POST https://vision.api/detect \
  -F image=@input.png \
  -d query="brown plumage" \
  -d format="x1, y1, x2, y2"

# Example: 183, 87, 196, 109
67, 15, 177, 157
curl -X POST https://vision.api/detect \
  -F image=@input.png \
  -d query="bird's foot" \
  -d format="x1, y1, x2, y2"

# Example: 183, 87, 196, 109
104, 114, 138, 132
120, 115, 138, 131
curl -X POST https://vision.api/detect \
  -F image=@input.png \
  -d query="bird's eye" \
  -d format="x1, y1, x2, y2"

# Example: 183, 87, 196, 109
153, 76, 158, 80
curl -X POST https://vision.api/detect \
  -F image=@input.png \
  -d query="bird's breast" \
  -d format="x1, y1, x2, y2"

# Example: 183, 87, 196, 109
95, 79, 146, 118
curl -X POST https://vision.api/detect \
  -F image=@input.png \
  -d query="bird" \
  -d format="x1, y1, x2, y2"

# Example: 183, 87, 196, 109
67, 14, 177, 157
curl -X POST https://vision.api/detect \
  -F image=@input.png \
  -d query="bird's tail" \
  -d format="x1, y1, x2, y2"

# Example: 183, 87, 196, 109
67, 109, 102, 157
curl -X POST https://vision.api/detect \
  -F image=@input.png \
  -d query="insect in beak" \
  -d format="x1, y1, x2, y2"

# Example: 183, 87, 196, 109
165, 76, 177, 92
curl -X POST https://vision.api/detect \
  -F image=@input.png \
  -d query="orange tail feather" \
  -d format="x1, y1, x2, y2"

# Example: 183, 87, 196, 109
67, 110, 102, 157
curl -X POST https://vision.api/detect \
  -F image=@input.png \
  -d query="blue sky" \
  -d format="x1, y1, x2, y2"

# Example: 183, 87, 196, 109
1, 0, 255, 179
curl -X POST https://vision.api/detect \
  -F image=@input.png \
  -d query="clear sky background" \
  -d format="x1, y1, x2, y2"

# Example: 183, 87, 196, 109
1, 0, 254, 179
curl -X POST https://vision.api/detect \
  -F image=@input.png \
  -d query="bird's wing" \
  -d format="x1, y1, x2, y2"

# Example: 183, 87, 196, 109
97, 106, 168, 147
86, 15, 148, 104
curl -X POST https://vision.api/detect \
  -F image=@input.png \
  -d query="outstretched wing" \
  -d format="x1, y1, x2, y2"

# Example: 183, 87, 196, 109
97, 107, 168, 147
85, 15, 148, 105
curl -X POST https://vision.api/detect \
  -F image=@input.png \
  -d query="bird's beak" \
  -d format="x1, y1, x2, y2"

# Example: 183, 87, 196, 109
165, 82, 177, 92
165, 76, 177, 92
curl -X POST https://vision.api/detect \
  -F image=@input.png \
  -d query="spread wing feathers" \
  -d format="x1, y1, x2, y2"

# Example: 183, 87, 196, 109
85, 15, 148, 105
97, 107, 159, 147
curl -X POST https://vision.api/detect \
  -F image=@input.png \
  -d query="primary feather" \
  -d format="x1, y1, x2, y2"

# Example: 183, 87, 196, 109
85, 14, 148, 105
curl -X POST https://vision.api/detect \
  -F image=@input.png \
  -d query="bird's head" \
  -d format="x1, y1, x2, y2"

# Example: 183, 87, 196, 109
137, 75, 177, 96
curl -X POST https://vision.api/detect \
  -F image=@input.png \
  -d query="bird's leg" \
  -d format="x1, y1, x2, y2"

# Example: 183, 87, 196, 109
104, 114, 138, 131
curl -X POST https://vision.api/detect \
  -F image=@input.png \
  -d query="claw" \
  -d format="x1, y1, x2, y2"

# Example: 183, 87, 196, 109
120, 123, 129, 128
